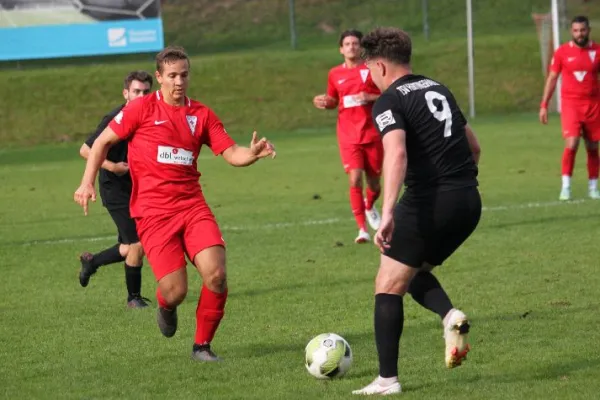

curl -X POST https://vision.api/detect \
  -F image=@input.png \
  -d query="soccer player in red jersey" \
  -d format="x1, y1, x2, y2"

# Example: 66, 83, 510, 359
74, 46, 276, 361
313, 29, 383, 244
540, 15, 600, 201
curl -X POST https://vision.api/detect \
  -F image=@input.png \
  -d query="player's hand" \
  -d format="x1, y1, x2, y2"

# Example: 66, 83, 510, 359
313, 94, 329, 109
112, 162, 129, 176
374, 212, 394, 253
74, 183, 96, 216
250, 131, 276, 159
539, 107, 548, 124
354, 92, 370, 104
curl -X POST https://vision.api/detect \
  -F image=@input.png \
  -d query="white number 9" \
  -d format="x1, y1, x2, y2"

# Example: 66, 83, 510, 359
425, 91, 453, 137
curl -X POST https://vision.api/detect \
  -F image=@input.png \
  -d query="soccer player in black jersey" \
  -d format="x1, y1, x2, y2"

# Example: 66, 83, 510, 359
78, 71, 153, 308
352, 27, 482, 395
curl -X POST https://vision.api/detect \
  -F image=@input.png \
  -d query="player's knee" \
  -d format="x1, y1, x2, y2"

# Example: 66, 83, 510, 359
566, 138, 580, 150
128, 242, 144, 262
367, 177, 381, 192
348, 169, 363, 188
204, 267, 227, 292
119, 244, 129, 257
162, 283, 187, 306
375, 274, 410, 296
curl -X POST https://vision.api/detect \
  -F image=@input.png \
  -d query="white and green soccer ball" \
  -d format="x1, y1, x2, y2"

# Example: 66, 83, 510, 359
305, 333, 353, 379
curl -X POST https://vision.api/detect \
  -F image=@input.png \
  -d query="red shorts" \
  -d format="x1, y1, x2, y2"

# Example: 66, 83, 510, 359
339, 140, 383, 177
561, 100, 600, 141
135, 203, 225, 281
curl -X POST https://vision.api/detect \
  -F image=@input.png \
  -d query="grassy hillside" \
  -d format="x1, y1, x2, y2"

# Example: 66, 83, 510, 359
1, 0, 599, 146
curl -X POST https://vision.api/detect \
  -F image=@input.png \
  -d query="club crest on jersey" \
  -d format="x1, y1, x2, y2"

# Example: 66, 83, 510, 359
360, 69, 369, 83
186, 115, 197, 135
590, 50, 596, 62
574, 71, 587, 82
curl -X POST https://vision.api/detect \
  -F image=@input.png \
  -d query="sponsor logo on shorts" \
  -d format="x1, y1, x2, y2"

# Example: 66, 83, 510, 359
157, 146, 194, 166
375, 109, 396, 132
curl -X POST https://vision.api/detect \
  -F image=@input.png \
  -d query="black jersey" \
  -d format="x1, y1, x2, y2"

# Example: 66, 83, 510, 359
84, 104, 131, 209
371, 74, 478, 196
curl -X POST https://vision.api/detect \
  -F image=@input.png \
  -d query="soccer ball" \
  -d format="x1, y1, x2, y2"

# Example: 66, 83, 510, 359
305, 333, 353, 379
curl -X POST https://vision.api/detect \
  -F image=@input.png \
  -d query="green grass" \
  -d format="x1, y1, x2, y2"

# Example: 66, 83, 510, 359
2, 0, 600, 147
0, 34, 544, 147
1, 115, 600, 399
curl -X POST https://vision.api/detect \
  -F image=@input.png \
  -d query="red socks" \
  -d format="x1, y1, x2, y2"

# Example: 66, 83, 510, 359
562, 148, 577, 177
350, 186, 366, 231
365, 187, 381, 210
195, 285, 228, 346
587, 148, 599, 179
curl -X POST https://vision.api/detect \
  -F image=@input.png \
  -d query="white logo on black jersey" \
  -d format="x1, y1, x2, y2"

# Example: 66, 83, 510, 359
375, 110, 396, 132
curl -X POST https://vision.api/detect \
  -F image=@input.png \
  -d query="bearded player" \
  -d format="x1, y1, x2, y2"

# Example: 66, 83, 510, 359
313, 29, 383, 244
74, 46, 276, 361
540, 15, 600, 200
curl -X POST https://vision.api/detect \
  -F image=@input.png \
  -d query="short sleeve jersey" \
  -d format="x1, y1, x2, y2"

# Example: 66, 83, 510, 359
371, 74, 478, 195
550, 41, 600, 101
108, 91, 236, 218
326, 63, 381, 144
85, 103, 130, 209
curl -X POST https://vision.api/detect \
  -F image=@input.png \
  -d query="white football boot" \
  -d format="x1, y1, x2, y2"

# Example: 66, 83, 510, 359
559, 187, 571, 201
364, 198, 381, 230
355, 229, 371, 244
444, 309, 471, 368
589, 188, 600, 199
352, 376, 402, 396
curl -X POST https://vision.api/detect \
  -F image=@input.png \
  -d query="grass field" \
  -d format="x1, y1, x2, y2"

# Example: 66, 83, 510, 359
0, 6, 94, 28
1, 114, 600, 399
4, 0, 600, 146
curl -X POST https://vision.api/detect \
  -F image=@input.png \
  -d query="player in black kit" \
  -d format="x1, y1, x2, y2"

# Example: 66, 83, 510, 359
352, 27, 482, 395
78, 71, 153, 308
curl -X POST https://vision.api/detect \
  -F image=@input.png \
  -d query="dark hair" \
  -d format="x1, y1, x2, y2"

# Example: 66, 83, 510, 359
360, 27, 412, 65
339, 29, 363, 46
571, 15, 590, 27
155, 45, 190, 73
123, 70, 153, 90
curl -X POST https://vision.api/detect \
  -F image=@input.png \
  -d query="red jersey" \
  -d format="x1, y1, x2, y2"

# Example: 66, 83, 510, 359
108, 91, 236, 218
550, 41, 600, 101
326, 63, 381, 144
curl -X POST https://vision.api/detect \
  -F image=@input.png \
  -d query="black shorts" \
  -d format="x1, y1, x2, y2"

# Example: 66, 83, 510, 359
384, 186, 481, 268
107, 207, 139, 245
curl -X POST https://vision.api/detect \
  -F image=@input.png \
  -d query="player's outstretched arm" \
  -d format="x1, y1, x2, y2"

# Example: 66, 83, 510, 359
221, 131, 276, 167
74, 128, 122, 215
464, 124, 481, 165
539, 71, 559, 124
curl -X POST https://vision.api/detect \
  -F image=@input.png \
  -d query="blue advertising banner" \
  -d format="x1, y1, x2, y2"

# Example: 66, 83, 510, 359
0, 0, 164, 61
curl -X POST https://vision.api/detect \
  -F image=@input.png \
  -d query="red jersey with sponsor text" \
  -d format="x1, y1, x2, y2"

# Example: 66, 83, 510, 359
550, 41, 600, 101
326, 63, 381, 144
108, 91, 236, 218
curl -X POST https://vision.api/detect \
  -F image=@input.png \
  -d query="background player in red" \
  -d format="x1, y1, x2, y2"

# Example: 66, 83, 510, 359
540, 15, 600, 201
73, 46, 276, 362
313, 29, 383, 244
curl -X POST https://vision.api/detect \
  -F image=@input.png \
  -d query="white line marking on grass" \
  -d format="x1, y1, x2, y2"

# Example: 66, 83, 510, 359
17, 199, 589, 246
